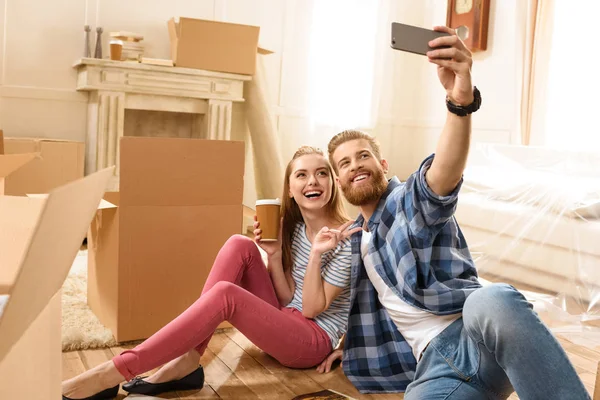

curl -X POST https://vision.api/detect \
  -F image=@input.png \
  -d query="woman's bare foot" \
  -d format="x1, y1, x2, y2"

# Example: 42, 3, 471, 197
62, 360, 124, 398
144, 349, 201, 384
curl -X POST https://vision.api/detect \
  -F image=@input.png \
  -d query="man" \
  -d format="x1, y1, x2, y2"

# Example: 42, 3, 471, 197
320, 26, 590, 399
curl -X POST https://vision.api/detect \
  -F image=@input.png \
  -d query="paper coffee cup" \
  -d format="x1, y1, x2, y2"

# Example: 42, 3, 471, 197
255, 199, 281, 241
110, 40, 123, 61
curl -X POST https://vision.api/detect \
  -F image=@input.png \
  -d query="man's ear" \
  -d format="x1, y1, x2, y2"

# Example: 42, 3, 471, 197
381, 159, 389, 175
336, 176, 342, 188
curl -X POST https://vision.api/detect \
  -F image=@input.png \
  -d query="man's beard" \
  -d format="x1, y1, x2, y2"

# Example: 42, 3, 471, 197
340, 167, 387, 206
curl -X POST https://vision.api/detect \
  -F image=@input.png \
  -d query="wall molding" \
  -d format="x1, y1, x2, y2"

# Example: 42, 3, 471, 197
0, 85, 88, 103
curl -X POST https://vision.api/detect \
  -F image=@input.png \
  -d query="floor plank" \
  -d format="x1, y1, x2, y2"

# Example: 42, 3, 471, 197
302, 365, 402, 400
225, 330, 327, 396
201, 345, 260, 400
208, 332, 297, 399
62, 350, 86, 380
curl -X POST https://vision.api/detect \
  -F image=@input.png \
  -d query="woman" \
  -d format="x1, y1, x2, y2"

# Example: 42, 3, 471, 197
62, 146, 360, 400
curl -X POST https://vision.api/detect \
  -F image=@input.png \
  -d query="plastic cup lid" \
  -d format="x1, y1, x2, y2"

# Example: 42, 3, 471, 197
256, 198, 281, 206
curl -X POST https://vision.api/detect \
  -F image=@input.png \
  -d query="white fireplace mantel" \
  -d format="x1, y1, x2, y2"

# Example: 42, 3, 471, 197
74, 58, 251, 189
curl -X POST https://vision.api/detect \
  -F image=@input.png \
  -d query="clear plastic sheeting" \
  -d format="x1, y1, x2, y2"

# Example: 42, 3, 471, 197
456, 143, 600, 349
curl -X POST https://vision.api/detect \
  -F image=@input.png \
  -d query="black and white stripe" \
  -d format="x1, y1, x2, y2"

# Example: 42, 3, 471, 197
287, 223, 352, 347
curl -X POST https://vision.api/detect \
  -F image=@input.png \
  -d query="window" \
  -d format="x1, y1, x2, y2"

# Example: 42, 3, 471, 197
543, 2, 600, 151
306, 0, 381, 129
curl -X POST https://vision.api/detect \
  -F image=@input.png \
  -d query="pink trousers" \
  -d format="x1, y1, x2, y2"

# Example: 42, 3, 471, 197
112, 235, 333, 380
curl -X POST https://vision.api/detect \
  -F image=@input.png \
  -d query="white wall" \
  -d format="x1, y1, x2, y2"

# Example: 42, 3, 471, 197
0, 0, 520, 204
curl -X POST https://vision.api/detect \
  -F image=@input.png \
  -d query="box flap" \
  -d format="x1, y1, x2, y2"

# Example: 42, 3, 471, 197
119, 137, 244, 206
0, 153, 38, 178
103, 192, 120, 207
26, 193, 117, 210
0, 167, 113, 363
257, 47, 274, 55
167, 18, 179, 62
0, 130, 4, 155
0, 196, 46, 294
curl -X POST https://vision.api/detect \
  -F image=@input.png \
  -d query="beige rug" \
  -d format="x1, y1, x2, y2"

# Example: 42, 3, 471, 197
61, 250, 117, 351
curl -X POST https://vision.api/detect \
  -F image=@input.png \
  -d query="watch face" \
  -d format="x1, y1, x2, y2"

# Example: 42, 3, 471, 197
455, 0, 473, 14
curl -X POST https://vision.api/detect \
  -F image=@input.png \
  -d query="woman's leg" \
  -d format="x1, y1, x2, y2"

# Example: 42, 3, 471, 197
136, 234, 282, 384
194, 234, 280, 354
113, 282, 332, 380
62, 234, 280, 397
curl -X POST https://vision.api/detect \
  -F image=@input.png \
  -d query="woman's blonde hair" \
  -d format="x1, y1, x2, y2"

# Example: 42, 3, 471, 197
281, 146, 348, 272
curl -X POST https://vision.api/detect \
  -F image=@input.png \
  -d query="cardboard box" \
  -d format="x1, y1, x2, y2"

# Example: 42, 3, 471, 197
0, 167, 113, 399
88, 137, 245, 342
2, 137, 84, 196
595, 362, 600, 400
168, 17, 272, 75
0, 153, 38, 196
0, 130, 4, 155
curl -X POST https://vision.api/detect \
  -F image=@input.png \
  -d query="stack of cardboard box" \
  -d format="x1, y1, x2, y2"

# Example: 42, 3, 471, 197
1, 130, 245, 343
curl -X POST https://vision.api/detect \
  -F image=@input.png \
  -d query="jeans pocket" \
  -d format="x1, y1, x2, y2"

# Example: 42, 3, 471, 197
430, 319, 480, 380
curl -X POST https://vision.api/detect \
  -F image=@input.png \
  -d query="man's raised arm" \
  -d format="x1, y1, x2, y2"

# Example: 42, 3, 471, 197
423, 26, 481, 196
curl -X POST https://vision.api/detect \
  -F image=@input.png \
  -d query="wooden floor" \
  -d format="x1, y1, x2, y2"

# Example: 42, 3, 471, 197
63, 325, 599, 400
65, 231, 598, 399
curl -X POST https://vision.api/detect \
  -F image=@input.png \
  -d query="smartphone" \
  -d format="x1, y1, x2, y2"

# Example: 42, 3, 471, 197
390, 22, 450, 56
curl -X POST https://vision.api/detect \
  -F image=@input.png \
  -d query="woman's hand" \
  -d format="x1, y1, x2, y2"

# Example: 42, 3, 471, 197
253, 216, 283, 258
316, 349, 343, 373
311, 220, 361, 256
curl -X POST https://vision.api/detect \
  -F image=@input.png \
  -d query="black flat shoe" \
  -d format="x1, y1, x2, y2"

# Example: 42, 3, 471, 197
122, 365, 204, 395
62, 384, 119, 400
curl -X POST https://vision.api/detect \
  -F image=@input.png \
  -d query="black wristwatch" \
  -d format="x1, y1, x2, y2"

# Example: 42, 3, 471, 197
446, 86, 481, 117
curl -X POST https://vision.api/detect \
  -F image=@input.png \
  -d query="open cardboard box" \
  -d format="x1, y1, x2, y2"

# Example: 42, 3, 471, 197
0, 167, 113, 400
88, 136, 245, 342
168, 17, 273, 75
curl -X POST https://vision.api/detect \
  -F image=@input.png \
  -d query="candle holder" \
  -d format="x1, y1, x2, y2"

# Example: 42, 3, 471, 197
94, 26, 103, 59
83, 25, 91, 58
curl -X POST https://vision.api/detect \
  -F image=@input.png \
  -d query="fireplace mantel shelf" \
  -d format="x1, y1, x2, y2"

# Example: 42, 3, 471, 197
74, 58, 252, 189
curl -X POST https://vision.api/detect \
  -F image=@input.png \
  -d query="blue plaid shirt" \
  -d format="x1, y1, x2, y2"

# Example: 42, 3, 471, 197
342, 154, 482, 393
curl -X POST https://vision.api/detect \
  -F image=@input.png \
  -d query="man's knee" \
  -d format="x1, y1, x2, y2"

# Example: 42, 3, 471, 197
463, 283, 530, 330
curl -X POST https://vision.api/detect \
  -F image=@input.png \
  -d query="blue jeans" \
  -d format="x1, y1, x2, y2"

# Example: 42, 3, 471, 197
404, 283, 590, 400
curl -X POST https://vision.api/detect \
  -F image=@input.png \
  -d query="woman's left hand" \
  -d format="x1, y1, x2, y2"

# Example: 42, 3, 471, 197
312, 221, 361, 255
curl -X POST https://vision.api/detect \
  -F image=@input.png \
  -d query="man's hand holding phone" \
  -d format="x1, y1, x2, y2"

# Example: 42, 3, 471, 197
426, 26, 473, 107
391, 23, 473, 106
